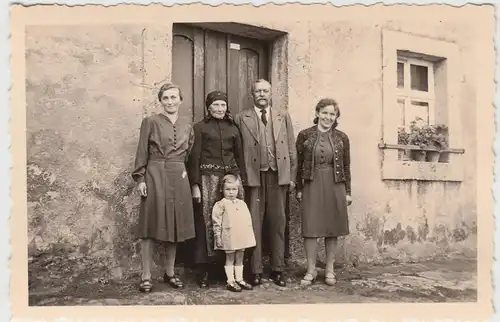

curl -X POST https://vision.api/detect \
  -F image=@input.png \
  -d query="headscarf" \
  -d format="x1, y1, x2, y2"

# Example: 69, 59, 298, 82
204, 91, 234, 124
205, 91, 227, 108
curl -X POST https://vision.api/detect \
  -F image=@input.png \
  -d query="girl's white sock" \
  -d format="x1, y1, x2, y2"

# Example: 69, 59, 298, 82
234, 265, 244, 282
224, 265, 235, 283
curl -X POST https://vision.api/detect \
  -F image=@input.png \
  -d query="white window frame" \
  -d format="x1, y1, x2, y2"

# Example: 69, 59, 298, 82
396, 57, 435, 129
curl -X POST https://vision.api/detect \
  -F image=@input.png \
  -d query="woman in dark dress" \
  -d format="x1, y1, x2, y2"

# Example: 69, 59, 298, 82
295, 98, 352, 286
187, 91, 247, 288
132, 83, 196, 292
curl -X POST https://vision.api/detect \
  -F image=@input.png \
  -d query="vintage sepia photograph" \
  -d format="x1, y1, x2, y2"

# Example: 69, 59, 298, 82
9, 2, 494, 321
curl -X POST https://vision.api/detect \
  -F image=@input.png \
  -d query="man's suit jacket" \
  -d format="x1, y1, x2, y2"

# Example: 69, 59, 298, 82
234, 106, 297, 187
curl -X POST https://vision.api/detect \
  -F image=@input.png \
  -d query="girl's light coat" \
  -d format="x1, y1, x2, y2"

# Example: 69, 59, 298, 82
212, 198, 256, 251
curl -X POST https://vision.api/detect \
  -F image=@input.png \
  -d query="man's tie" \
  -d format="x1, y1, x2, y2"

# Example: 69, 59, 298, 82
261, 108, 268, 126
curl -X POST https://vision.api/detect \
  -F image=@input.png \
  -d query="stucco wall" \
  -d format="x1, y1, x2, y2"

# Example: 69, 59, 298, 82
26, 25, 146, 271
260, 18, 478, 263
26, 16, 480, 272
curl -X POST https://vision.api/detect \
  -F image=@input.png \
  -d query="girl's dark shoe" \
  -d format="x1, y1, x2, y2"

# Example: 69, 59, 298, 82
226, 281, 242, 292
163, 273, 184, 289
139, 279, 153, 293
236, 280, 253, 290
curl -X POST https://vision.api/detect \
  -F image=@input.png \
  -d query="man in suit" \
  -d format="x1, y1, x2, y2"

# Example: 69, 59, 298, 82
234, 79, 297, 287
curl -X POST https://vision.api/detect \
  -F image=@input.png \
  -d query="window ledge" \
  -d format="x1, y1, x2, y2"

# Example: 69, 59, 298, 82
378, 143, 465, 154
379, 143, 465, 182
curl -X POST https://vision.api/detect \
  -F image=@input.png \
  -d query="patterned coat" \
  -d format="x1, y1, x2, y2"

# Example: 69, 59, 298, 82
295, 126, 351, 195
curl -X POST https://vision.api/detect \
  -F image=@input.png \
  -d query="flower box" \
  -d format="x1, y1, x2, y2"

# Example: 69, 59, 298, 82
397, 118, 449, 163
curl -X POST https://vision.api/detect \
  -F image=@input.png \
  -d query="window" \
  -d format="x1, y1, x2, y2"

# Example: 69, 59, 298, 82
380, 29, 465, 181
396, 57, 435, 129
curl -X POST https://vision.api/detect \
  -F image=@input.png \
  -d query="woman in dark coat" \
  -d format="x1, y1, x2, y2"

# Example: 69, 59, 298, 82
187, 91, 247, 288
295, 98, 352, 286
132, 83, 195, 292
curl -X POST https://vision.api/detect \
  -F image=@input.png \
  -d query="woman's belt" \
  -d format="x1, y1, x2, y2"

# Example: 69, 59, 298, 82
149, 156, 185, 162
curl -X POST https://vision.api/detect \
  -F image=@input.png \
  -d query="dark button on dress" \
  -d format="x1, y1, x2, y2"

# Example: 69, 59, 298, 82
132, 114, 196, 243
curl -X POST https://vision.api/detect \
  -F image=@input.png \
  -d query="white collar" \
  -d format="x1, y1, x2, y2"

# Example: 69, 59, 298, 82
223, 197, 239, 203
254, 106, 270, 115
161, 112, 178, 124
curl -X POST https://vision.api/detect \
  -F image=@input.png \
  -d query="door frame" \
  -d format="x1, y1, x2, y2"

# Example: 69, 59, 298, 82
184, 22, 279, 83
172, 22, 289, 118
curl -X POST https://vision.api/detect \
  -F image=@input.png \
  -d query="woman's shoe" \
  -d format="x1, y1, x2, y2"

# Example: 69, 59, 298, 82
325, 271, 337, 286
226, 281, 242, 292
300, 271, 317, 286
164, 273, 184, 289
139, 279, 153, 292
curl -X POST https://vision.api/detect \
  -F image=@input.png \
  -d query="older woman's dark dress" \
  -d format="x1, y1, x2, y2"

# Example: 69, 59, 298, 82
132, 114, 195, 242
187, 117, 246, 263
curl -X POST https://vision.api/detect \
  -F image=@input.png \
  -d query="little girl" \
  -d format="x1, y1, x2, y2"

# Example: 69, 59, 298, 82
212, 174, 256, 292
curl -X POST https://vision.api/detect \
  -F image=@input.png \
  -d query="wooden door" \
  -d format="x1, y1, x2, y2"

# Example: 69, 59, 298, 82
171, 24, 204, 121
227, 35, 269, 115
172, 24, 270, 122
172, 24, 285, 266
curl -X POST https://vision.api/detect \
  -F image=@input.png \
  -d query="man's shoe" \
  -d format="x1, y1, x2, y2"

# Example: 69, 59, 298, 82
198, 271, 209, 288
269, 271, 286, 287
251, 274, 262, 286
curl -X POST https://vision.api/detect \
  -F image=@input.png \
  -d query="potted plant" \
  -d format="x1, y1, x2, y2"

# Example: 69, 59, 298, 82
397, 127, 412, 161
425, 123, 449, 162
406, 118, 449, 162
406, 118, 429, 161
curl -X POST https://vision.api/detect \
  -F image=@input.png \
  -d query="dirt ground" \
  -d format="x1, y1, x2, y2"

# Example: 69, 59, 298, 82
29, 254, 476, 306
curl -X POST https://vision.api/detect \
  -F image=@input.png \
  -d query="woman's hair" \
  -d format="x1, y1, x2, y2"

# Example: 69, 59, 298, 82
157, 83, 184, 102
313, 98, 340, 128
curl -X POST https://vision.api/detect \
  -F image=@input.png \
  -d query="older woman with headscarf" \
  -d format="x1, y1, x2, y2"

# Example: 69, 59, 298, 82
187, 91, 248, 288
